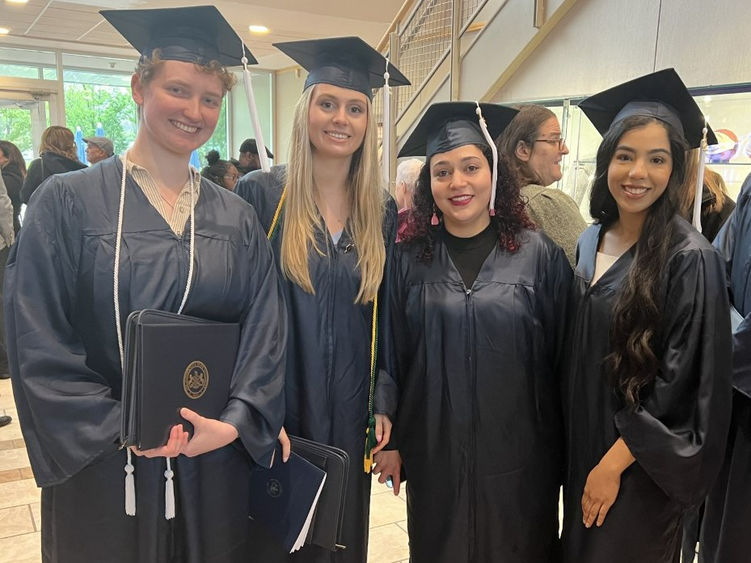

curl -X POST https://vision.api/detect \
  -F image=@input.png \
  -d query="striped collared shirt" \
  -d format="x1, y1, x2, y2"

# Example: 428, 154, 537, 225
120, 155, 200, 236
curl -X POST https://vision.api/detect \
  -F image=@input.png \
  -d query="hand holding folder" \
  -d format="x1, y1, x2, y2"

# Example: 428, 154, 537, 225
121, 310, 240, 451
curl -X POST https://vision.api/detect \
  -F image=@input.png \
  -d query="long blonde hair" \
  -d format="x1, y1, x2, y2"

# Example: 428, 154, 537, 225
281, 85, 385, 304
678, 147, 730, 217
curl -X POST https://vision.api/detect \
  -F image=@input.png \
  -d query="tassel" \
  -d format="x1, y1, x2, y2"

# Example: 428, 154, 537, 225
124, 448, 136, 516
363, 415, 378, 474
475, 102, 499, 216
692, 123, 708, 233
241, 44, 270, 173
431, 209, 440, 226
164, 457, 175, 520
382, 58, 391, 186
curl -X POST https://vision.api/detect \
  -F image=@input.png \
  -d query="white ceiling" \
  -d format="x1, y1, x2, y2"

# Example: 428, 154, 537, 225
0, 0, 404, 69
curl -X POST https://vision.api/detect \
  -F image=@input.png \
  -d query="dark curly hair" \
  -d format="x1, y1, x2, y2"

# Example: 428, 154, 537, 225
589, 115, 688, 408
400, 144, 533, 262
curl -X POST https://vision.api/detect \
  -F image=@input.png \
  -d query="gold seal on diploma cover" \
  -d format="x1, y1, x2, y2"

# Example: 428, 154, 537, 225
183, 361, 209, 399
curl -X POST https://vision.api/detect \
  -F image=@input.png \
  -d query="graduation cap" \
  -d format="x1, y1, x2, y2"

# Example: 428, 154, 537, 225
578, 68, 716, 148
399, 102, 518, 160
100, 6, 255, 67
273, 36, 410, 100
399, 102, 519, 215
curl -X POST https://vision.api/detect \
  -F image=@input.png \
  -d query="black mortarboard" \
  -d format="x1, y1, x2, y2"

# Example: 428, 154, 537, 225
240, 138, 273, 159
399, 102, 519, 216
273, 37, 410, 100
398, 102, 518, 160
100, 6, 255, 68
578, 68, 716, 148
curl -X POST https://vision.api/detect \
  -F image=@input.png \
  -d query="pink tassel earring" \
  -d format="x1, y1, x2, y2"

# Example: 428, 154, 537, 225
431, 206, 440, 226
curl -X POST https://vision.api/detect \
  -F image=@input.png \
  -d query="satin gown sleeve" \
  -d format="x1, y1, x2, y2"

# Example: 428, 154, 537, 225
613, 246, 732, 506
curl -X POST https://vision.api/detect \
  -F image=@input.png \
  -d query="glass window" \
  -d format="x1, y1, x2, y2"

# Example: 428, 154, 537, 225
0, 47, 57, 80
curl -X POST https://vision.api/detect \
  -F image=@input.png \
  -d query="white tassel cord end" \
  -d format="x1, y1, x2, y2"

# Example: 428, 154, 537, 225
692, 124, 708, 234
164, 457, 176, 520
382, 58, 391, 186
125, 448, 136, 516
475, 102, 499, 216
241, 45, 271, 173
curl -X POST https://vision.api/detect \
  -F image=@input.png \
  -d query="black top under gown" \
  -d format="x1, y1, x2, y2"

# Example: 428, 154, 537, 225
391, 227, 571, 563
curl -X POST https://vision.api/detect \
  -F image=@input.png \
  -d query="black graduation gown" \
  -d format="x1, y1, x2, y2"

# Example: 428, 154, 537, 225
561, 217, 732, 563
235, 166, 397, 563
5, 157, 286, 563
701, 173, 751, 563
391, 230, 571, 563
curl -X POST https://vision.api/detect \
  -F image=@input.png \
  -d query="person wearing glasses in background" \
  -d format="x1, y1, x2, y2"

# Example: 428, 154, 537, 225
202, 150, 240, 191
497, 105, 586, 266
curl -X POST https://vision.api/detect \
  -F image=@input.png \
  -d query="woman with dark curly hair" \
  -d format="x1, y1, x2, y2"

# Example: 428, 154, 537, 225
372, 102, 572, 563
561, 69, 731, 563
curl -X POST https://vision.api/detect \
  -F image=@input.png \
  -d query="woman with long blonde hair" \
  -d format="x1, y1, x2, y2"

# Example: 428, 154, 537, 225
21, 125, 86, 203
235, 37, 409, 563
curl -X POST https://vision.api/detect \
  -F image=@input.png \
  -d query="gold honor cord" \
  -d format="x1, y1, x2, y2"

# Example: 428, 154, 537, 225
266, 188, 379, 473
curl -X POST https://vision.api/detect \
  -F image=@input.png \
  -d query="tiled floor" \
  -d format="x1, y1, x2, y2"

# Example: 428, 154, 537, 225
0, 377, 409, 563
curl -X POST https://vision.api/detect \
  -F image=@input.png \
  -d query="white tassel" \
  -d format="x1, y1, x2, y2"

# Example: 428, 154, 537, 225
382, 59, 391, 186
241, 44, 270, 173
125, 448, 136, 516
164, 457, 175, 520
475, 102, 499, 216
692, 123, 708, 233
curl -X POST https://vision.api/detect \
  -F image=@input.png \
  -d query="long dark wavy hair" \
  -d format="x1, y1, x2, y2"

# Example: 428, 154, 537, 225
400, 144, 533, 262
590, 115, 688, 408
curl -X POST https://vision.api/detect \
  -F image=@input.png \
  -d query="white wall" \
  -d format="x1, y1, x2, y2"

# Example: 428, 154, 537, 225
273, 68, 307, 165
484, 0, 751, 103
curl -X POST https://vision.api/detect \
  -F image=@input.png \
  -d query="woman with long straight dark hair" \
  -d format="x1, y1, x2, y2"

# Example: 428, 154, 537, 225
561, 69, 732, 563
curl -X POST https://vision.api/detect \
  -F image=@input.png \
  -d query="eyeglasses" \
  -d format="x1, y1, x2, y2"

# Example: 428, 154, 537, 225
223, 174, 239, 182
533, 137, 567, 151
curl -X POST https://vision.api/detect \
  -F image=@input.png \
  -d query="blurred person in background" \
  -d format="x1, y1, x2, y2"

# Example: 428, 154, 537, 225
21, 126, 86, 204
394, 157, 422, 242
0, 140, 26, 233
497, 105, 586, 266
83, 136, 114, 165
202, 150, 240, 191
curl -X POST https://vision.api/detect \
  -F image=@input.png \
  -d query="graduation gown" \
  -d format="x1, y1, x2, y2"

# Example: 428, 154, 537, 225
391, 230, 571, 563
235, 166, 397, 563
5, 157, 286, 563
561, 217, 732, 563
701, 173, 751, 563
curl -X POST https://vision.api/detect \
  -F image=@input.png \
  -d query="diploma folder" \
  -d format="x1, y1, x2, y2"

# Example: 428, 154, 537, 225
250, 436, 350, 552
120, 309, 240, 450
248, 446, 327, 553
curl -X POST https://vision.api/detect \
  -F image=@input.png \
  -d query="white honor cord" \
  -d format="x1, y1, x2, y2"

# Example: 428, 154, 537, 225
241, 43, 270, 173
476, 102, 499, 216
382, 58, 391, 186
115, 152, 196, 518
692, 123, 708, 233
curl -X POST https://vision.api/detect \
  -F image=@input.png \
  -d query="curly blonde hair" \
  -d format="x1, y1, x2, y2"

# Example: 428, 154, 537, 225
135, 49, 236, 92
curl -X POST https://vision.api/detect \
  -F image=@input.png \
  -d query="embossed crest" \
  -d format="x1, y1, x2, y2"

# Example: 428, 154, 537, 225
183, 360, 209, 399
266, 478, 282, 498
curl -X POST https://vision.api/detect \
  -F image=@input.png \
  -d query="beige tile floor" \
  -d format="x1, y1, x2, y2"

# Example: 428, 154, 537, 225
0, 377, 409, 563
